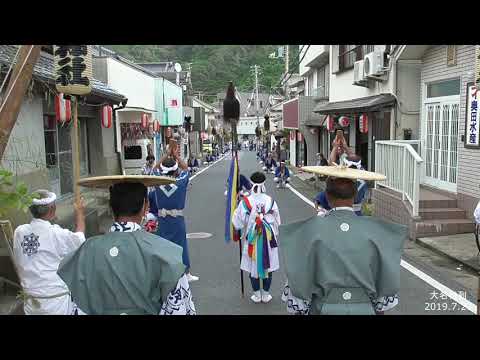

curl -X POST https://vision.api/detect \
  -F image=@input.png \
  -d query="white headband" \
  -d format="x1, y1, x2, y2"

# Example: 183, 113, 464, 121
344, 159, 362, 169
161, 162, 178, 174
251, 181, 266, 194
32, 190, 56, 206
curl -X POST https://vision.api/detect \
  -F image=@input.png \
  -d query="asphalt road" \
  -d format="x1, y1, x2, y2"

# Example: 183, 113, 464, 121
184, 151, 477, 315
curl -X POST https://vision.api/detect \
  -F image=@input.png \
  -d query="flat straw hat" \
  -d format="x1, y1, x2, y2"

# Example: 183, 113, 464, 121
77, 175, 175, 188
301, 164, 386, 181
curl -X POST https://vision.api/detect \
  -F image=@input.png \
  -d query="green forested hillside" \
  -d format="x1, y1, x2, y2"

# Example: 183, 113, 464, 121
105, 45, 299, 102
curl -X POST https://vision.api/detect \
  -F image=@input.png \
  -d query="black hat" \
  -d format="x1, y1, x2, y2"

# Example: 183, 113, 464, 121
250, 171, 266, 184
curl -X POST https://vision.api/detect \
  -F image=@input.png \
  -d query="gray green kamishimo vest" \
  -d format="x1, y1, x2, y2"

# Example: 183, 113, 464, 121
58, 230, 185, 315
281, 210, 407, 315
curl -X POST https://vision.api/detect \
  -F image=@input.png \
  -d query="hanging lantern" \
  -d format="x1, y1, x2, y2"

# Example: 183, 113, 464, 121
153, 120, 161, 133
54, 45, 93, 96
141, 113, 149, 129
338, 116, 350, 128
166, 127, 173, 138
290, 131, 295, 141
359, 113, 369, 133
54, 93, 71, 123
101, 105, 113, 128
326, 115, 335, 132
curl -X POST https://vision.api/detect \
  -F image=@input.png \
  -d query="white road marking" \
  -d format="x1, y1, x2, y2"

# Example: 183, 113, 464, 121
187, 232, 213, 239
285, 183, 478, 314
190, 155, 226, 181
400, 259, 476, 314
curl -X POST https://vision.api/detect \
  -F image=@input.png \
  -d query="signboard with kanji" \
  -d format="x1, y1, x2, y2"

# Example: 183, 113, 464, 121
54, 45, 92, 96
465, 82, 479, 148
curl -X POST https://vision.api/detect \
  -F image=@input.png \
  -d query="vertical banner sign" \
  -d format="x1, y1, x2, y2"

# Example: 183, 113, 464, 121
54, 45, 93, 95
465, 82, 479, 148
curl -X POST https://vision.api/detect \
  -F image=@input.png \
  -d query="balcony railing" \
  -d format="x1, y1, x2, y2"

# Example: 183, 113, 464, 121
375, 140, 423, 217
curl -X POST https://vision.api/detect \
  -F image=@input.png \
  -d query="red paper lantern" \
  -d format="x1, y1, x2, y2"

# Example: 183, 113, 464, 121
326, 115, 335, 132
338, 116, 350, 128
101, 105, 113, 128
153, 120, 161, 133
359, 113, 368, 133
141, 113, 149, 129
290, 131, 295, 141
54, 93, 71, 123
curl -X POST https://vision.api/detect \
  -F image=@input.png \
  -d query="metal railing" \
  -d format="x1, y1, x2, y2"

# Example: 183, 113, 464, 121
375, 140, 423, 217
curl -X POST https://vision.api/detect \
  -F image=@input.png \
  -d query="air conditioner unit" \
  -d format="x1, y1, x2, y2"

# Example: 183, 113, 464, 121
353, 60, 368, 86
364, 50, 385, 77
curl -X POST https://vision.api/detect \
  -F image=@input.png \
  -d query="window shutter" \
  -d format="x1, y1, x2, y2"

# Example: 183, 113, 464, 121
446, 45, 457, 66
331, 45, 340, 74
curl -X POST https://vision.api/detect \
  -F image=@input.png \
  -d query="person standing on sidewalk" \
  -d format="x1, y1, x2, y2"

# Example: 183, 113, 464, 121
232, 172, 281, 304
13, 190, 86, 315
149, 143, 199, 282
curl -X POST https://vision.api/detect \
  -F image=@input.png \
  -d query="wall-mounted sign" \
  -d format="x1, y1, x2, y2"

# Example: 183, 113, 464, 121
54, 45, 92, 96
465, 82, 479, 148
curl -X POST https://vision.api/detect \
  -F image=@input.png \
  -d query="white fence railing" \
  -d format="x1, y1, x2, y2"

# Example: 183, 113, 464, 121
375, 140, 423, 217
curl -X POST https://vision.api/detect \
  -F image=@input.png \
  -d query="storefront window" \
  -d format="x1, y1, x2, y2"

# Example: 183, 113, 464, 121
427, 78, 460, 98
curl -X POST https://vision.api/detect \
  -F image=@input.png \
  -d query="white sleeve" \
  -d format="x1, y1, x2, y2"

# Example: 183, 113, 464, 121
232, 202, 247, 231
159, 274, 196, 315
281, 281, 310, 315
474, 201, 480, 224
271, 200, 281, 226
53, 225, 86, 258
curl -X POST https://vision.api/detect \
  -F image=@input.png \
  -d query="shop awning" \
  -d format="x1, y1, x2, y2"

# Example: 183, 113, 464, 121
313, 94, 396, 114
304, 116, 327, 127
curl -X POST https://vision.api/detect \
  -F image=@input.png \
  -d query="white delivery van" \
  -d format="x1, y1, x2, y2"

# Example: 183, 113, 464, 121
122, 139, 152, 175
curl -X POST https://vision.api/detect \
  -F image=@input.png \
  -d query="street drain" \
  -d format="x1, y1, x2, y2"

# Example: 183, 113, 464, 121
186, 232, 212, 239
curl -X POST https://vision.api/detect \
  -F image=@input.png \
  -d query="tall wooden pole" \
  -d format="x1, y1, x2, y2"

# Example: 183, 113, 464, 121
72, 96, 81, 204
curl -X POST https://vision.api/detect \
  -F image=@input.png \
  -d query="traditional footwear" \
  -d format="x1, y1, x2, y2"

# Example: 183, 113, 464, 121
186, 273, 199, 282
250, 291, 262, 303
261, 291, 272, 303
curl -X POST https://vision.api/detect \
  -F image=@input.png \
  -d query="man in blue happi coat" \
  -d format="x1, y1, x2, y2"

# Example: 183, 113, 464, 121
149, 148, 199, 282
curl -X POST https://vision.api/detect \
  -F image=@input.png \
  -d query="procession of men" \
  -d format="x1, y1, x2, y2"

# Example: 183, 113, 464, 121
9, 81, 409, 316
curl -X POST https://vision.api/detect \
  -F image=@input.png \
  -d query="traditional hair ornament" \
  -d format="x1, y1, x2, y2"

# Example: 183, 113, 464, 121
32, 190, 57, 206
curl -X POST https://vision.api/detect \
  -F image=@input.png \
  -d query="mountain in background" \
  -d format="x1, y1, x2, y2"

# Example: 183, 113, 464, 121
105, 45, 299, 103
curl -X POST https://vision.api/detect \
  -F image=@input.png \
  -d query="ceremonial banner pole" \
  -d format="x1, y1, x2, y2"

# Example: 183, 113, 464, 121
232, 119, 245, 297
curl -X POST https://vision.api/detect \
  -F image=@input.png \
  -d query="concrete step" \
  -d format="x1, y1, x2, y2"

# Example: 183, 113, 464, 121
419, 198, 458, 209
416, 219, 475, 238
419, 207, 467, 220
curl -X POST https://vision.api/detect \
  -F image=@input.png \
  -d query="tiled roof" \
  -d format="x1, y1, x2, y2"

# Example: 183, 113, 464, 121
0, 45, 126, 103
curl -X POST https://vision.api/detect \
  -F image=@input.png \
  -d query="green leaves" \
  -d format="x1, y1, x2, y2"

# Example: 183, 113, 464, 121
106, 45, 286, 98
0, 168, 37, 218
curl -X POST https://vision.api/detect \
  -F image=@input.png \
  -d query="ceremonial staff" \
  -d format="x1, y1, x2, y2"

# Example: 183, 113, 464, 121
223, 81, 244, 297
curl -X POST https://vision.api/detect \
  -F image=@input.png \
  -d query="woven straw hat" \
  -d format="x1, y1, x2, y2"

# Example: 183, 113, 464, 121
301, 165, 386, 181
77, 175, 175, 188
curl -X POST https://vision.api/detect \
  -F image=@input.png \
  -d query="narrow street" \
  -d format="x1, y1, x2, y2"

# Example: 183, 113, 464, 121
185, 151, 477, 315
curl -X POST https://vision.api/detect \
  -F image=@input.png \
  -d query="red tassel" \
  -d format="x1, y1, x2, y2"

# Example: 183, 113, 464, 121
233, 230, 241, 242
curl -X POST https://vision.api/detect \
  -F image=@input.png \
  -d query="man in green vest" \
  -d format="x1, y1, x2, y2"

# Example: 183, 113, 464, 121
281, 164, 407, 315
57, 175, 196, 315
